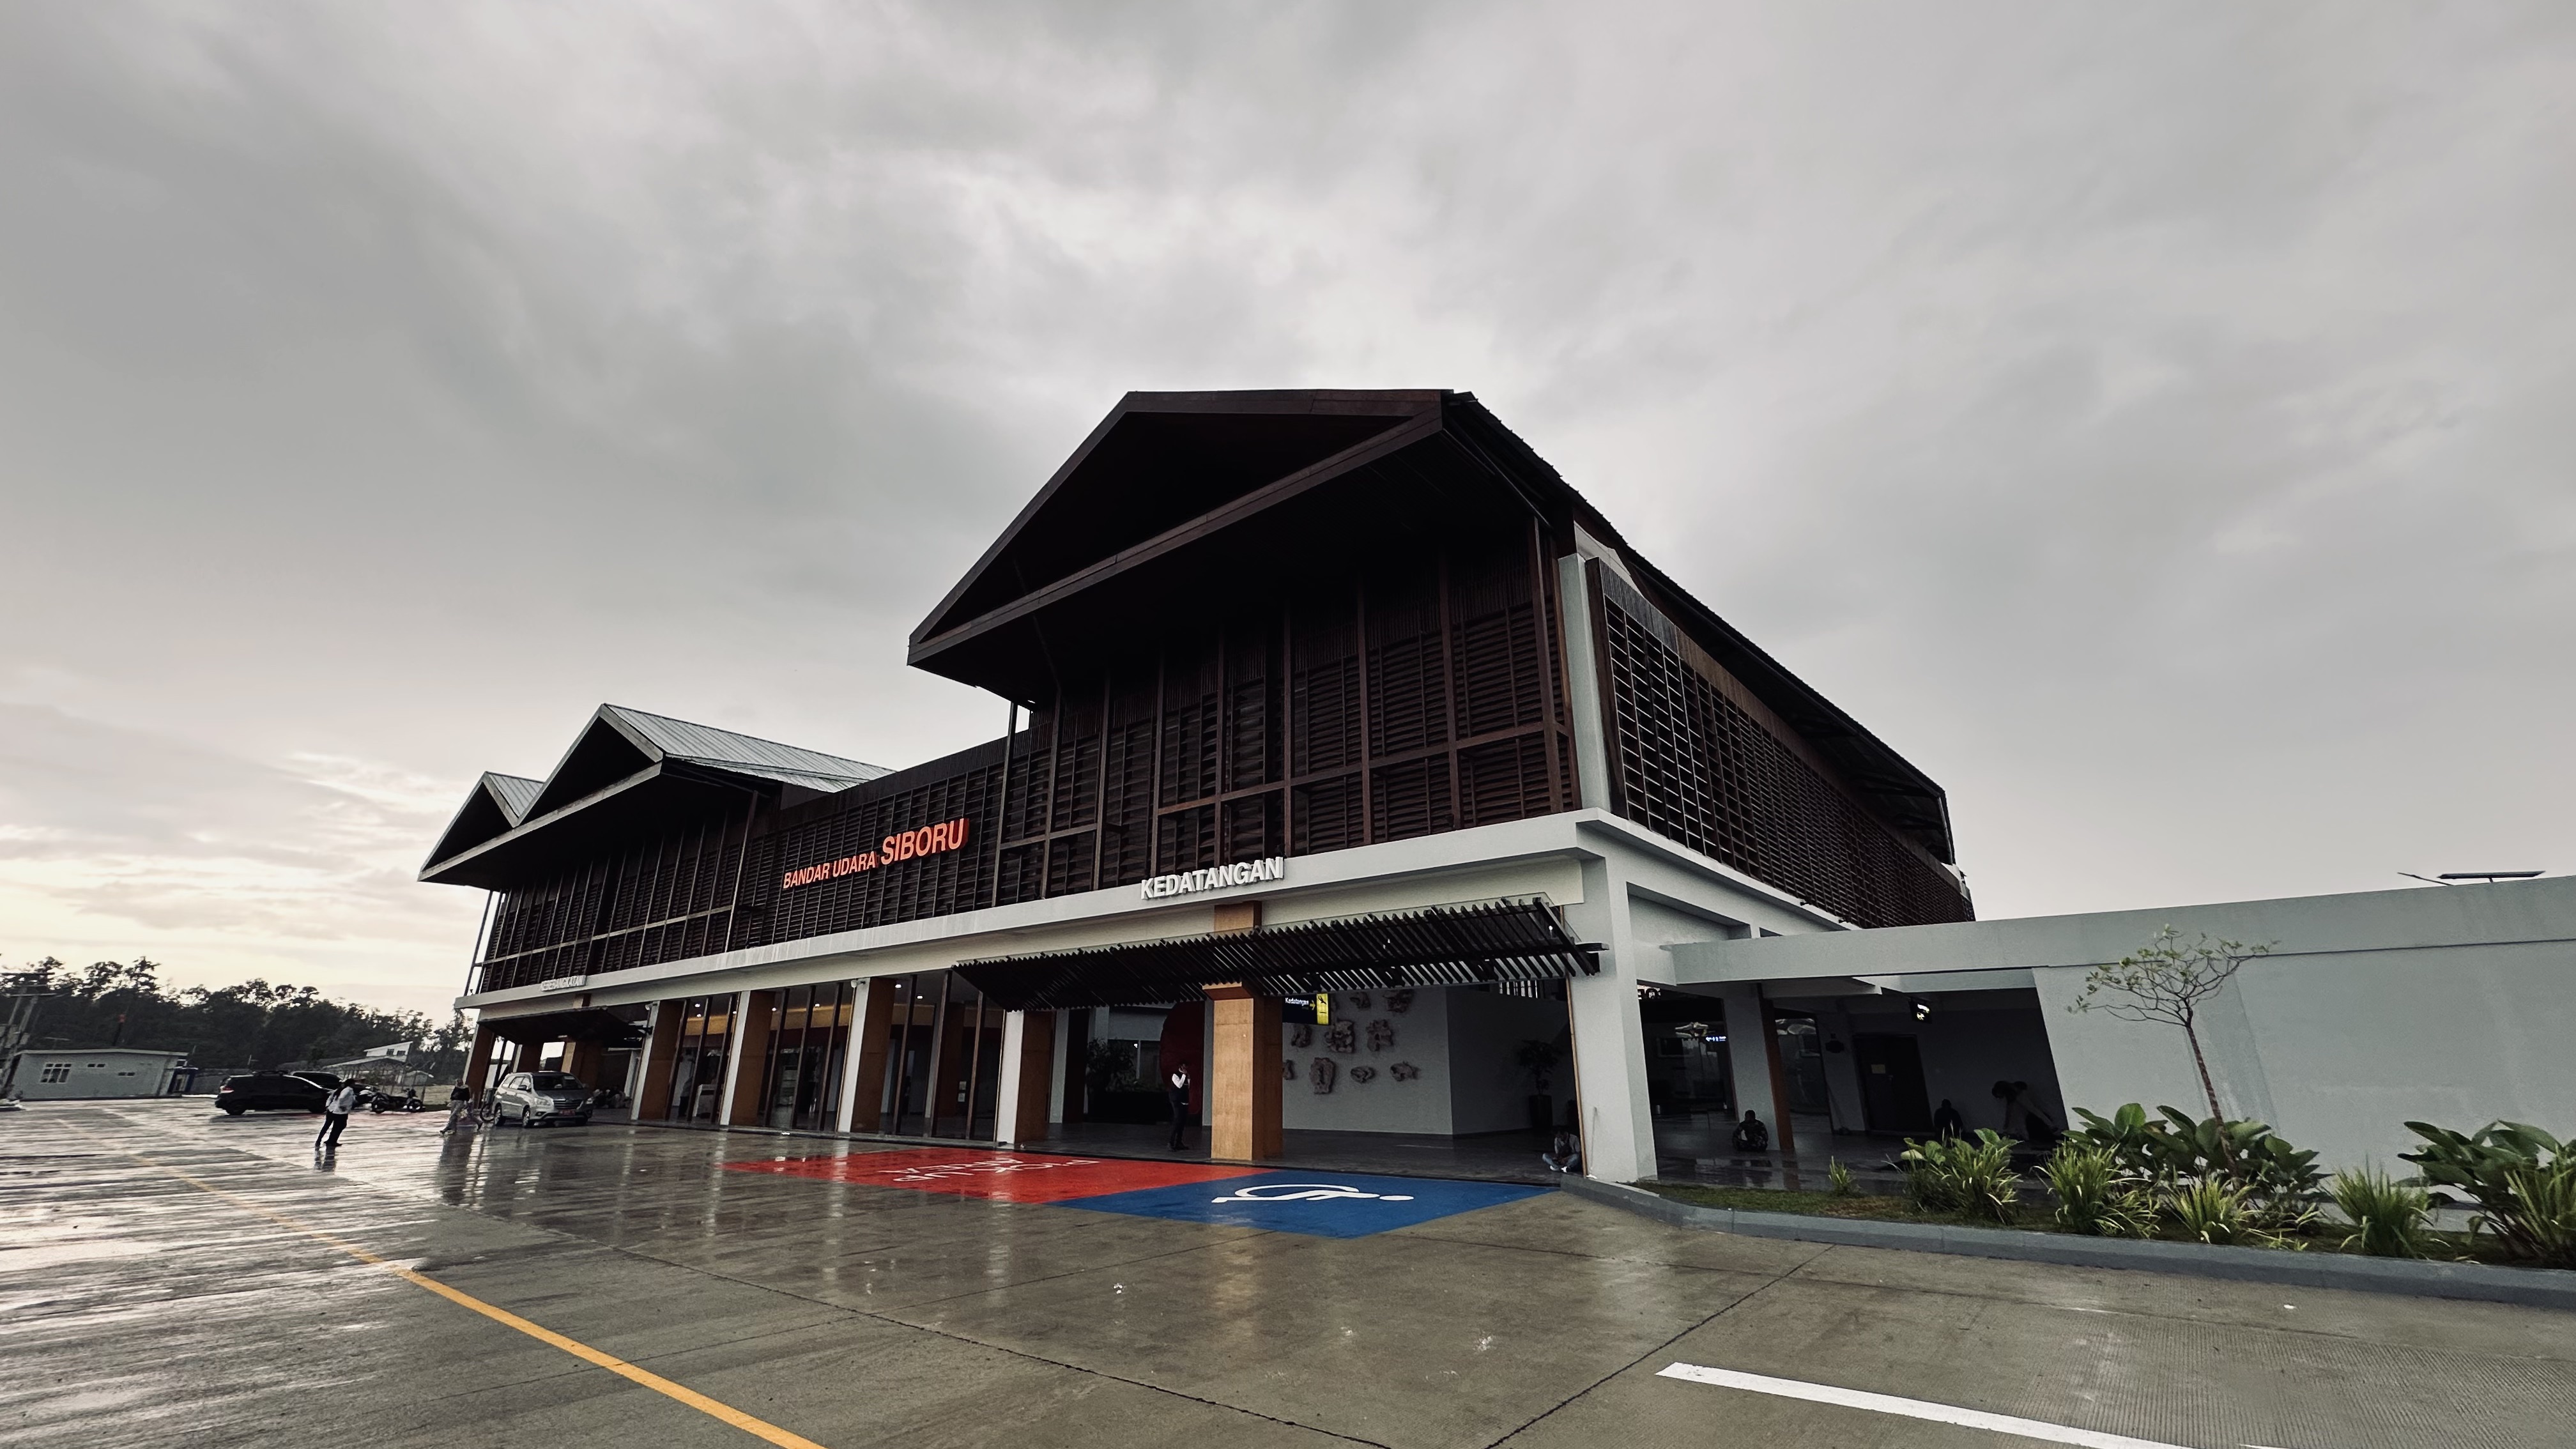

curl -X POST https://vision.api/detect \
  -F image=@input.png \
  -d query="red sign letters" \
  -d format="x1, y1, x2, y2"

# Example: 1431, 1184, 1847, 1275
781, 817, 972, 891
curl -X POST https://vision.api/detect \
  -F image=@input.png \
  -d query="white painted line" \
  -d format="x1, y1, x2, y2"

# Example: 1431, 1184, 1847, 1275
1657, 1363, 2207, 1449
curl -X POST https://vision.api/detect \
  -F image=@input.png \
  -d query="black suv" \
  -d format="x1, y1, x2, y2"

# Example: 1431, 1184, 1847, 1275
216, 1073, 328, 1115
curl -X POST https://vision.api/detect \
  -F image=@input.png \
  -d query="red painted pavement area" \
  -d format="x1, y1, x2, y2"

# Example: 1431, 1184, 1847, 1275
724, 1146, 1265, 1203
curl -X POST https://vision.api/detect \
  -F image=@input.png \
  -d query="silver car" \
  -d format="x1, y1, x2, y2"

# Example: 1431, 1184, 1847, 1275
493, 1071, 594, 1127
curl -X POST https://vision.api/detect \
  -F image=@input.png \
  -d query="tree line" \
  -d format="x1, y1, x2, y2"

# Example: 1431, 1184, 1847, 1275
3, 957, 467, 1075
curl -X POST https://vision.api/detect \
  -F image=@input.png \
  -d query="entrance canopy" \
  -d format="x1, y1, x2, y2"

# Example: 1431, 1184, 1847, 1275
480, 1007, 647, 1047
956, 896, 1598, 1011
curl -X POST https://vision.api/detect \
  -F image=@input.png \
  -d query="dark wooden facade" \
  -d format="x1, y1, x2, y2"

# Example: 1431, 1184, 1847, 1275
450, 390, 1970, 995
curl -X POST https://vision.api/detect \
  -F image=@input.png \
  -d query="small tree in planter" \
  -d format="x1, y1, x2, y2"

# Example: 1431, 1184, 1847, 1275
2069, 926, 2273, 1124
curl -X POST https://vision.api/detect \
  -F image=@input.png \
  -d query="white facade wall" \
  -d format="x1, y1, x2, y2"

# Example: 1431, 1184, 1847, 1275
1282, 988, 1455, 1135
1675, 877, 2576, 1170
2035, 939, 2576, 1169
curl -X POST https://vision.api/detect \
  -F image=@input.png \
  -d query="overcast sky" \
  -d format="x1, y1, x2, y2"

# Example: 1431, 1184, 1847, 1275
3, 3, 2570, 1019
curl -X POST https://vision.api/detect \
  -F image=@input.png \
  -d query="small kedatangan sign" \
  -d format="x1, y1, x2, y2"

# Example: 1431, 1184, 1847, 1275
1139, 856, 1285, 900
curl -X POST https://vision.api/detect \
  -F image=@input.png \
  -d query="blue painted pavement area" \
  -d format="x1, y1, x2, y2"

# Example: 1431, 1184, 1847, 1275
1057, 1169, 1549, 1238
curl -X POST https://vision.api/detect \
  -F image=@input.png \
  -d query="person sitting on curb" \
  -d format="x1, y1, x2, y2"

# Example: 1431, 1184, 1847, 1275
1541, 1130, 1581, 1174
1729, 1109, 1770, 1153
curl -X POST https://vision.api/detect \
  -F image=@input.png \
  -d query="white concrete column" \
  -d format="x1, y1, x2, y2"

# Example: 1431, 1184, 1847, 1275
1715, 983, 1781, 1143
717, 989, 753, 1125
993, 1009, 1031, 1145
834, 978, 875, 1135
1047, 1009, 1071, 1124
1562, 855, 1656, 1182
1556, 554, 1613, 809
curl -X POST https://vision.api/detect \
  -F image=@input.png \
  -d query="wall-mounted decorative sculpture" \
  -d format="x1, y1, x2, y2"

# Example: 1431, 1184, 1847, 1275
1389, 1061, 1420, 1082
1349, 1064, 1377, 1084
1310, 1057, 1336, 1094
1366, 1019, 1395, 1053
1289, 1023, 1313, 1049
1324, 1021, 1356, 1055
1283, 1058, 1299, 1081
1386, 989, 1416, 1014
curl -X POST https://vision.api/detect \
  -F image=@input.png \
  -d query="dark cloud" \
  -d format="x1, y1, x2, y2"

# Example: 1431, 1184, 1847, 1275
3, 3, 2570, 1010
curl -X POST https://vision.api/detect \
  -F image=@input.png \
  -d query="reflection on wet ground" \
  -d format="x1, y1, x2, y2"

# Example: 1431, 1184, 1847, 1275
7, 1099, 2571, 1448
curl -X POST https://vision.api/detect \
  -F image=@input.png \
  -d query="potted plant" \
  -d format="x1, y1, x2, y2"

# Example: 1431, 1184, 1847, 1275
1514, 1038, 1563, 1133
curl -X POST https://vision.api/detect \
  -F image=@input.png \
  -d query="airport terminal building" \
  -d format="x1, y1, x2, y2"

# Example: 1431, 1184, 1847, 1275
425, 389, 1990, 1181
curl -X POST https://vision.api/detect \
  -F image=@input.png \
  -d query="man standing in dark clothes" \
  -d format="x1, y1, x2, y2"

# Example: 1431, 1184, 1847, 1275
1166, 1062, 1193, 1151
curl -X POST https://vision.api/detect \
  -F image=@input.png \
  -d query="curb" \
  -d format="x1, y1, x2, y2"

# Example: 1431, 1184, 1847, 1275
1558, 1176, 2576, 1312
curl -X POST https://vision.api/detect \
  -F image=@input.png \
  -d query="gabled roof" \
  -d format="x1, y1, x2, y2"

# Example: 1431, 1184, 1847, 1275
424, 772, 548, 872
907, 388, 1961, 864
516, 705, 886, 820
912, 390, 1438, 648
487, 772, 544, 822
420, 706, 887, 885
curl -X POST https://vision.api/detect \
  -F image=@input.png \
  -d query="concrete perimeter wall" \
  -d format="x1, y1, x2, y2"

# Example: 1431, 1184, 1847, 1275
2035, 939, 2576, 1169
1676, 877, 2576, 1171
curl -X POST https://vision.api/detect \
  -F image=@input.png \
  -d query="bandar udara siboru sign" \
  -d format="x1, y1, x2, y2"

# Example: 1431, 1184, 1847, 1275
781, 816, 1286, 901
780, 817, 973, 890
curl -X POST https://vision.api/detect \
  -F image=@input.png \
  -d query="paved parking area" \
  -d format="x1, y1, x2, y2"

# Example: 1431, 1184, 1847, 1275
5, 1099, 2571, 1448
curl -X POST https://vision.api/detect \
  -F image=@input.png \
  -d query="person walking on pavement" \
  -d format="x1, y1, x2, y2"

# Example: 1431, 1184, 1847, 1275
441, 1083, 477, 1135
317, 1080, 360, 1151
1165, 1062, 1193, 1151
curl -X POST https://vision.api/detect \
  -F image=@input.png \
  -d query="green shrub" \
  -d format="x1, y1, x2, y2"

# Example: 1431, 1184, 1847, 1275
1827, 1158, 1854, 1197
1899, 1128, 2021, 1224
2506, 1158, 2576, 1268
2070, 1103, 2161, 1177
2170, 1176, 2253, 1245
2073, 1103, 2322, 1229
2329, 1165, 2436, 1259
2402, 1121, 2576, 1268
2044, 1142, 2117, 1234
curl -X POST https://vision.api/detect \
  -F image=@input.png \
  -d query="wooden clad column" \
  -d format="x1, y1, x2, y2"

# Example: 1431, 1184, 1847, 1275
636, 1002, 683, 1121
463, 1022, 500, 1094
1205, 898, 1279, 1164
1761, 999, 1798, 1156
724, 990, 778, 1126
1206, 987, 1282, 1163
560, 1039, 604, 1087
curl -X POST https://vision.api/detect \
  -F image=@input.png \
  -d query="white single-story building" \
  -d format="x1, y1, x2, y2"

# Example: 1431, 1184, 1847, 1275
3, 1048, 195, 1101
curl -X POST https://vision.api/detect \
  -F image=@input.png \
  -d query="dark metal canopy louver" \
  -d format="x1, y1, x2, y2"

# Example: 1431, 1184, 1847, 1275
954, 895, 1597, 1011
479, 1008, 647, 1047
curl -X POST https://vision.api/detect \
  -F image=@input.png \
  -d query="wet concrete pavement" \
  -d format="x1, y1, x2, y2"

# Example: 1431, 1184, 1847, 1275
6, 1100, 2571, 1448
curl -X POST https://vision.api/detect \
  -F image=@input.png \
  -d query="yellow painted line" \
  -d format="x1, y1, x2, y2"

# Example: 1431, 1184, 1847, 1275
101, 1139, 830, 1449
